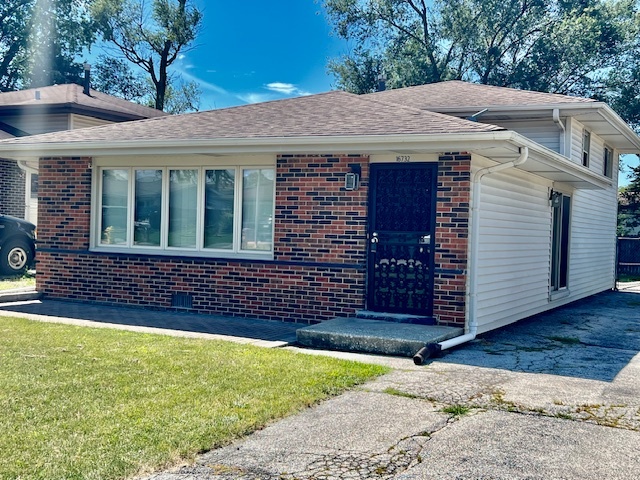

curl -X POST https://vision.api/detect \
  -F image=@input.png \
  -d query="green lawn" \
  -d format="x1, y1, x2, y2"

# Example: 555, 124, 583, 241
0, 317, 388, 480
618, 274, 640, 283
0, 272, 36, 291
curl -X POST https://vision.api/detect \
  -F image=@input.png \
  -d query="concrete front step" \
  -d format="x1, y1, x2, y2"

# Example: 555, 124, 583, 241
296, 317, 464, 357
0, 288, 41, 303
355, 310, 436, 325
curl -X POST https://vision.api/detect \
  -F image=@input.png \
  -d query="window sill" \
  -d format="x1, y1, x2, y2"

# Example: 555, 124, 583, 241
90, 246, 274, 262
549, 288, 570, 302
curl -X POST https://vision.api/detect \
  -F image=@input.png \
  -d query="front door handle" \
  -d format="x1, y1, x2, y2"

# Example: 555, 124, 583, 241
370, 232, 379, 253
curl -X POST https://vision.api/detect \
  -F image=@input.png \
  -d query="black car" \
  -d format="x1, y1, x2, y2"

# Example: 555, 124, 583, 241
0, 214, 36, 275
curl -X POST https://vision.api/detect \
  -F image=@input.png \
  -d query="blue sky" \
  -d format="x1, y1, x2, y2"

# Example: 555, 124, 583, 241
173, 0, 345, 110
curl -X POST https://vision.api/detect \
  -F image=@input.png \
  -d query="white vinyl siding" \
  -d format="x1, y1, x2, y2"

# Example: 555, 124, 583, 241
587, 135, 606, 177
568, 119, 611, 177
567, 186, 617, 297
4, 114, 113, 134
2, 113, 70, 135
70, 114, 112, 129
472, 161, 553, 333
570, 119, 585, 165
471, 155, 618, 334
490, 119, 561, 153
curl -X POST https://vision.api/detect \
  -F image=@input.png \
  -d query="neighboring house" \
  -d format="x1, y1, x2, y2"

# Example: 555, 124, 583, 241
0, 79, 166, 224
0, 81, 638, 341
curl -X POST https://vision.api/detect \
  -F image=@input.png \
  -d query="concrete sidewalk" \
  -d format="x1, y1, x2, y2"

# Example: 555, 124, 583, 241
141, 289, 640, 480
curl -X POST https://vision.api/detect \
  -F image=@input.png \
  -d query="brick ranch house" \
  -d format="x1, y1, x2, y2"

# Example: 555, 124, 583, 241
0, 79, 165, 224
0, 81, 638, 340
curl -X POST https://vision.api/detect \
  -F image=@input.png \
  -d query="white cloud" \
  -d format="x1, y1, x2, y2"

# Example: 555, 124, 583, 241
236, 82, 312, 105
265, 82, 312, 96
265, 82, 297, 94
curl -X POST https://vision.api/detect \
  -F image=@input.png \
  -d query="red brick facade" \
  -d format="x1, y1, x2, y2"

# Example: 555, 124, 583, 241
433, 153, 471, 326
36, 153, 470, 326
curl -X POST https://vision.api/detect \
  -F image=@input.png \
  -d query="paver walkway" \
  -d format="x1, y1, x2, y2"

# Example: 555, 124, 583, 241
0, 298, 298, 347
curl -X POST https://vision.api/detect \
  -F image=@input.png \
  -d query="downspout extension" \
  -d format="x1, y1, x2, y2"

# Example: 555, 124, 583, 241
413, 146, 529, 365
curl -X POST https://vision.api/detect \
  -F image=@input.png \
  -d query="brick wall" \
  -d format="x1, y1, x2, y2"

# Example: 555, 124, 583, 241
37, 253, 364, 323
0, 158, 26, 218
37, 157, 92, 250
275, 154, 369, 265
432, 153, 471, 326
36, 153, 469, 326
36, 155, 370, 324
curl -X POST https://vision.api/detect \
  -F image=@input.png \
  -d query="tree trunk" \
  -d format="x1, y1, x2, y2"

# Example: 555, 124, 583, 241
155, 40, 172, 111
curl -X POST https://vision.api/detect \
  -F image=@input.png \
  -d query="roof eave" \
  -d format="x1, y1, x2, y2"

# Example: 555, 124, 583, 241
0, 131, 516, 158
0, 130, 609, 189
432, 102, 640, 153
0, 103, 161, 122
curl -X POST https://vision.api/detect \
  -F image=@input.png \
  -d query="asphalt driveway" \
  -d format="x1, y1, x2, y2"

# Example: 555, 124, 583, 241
143, 288, 640, 479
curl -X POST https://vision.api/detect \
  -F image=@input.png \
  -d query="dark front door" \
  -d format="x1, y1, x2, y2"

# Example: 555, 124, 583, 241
367, 163, 438, 316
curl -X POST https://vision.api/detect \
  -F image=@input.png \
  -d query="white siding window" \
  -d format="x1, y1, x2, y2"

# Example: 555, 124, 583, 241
603, 146, 614, 178
96, 165, 275, 258
551, 191, 571, 293
582, 130, 591, 167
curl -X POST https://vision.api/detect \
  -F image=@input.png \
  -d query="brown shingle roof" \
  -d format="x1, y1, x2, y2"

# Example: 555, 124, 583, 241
0, 90, 504, 146
0, 84, 166, 119
367, 80, 595, 110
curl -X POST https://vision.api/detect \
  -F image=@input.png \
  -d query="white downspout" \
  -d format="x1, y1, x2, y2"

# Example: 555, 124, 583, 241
16, 159, 38, 175
437, 147, 530, 352
553, 109, 566, 157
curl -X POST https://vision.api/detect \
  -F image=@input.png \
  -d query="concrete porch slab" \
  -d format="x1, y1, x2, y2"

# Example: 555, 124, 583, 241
0, 288, 41, 303
296, 317, 464, 357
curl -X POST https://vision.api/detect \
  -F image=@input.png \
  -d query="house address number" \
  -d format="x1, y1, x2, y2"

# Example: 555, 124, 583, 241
396, 155, 411, 162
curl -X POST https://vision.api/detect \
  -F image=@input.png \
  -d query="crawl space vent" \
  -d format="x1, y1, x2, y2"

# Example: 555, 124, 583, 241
171, 293, 193, 309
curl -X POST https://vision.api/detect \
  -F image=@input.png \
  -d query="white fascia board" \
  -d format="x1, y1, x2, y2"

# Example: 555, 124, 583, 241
432, 102, 594, 117
597, 104, 640, 153
0, 131, 521, 158
0, 130, 609, 188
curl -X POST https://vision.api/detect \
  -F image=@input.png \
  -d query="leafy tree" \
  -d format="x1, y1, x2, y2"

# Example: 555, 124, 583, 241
324, 0, 636, 96
92, 0, 203, 111
618, 163, 640, 236
0, 0, 96, 91
0, 2, 32, 91
162, 79, 201, 114
92, 54, 201, 113
92, 55, 147, 101
592, 5, 640, 132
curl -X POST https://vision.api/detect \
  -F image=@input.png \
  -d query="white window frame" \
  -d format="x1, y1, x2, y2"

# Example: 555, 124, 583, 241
91, 155, 276, 260
582, 130, 591, 168
603, 145, 614, 178
550, 190, 571, 300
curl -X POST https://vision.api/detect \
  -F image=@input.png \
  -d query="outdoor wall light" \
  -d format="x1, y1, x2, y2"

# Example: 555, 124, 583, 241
345, 164, 361, 191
